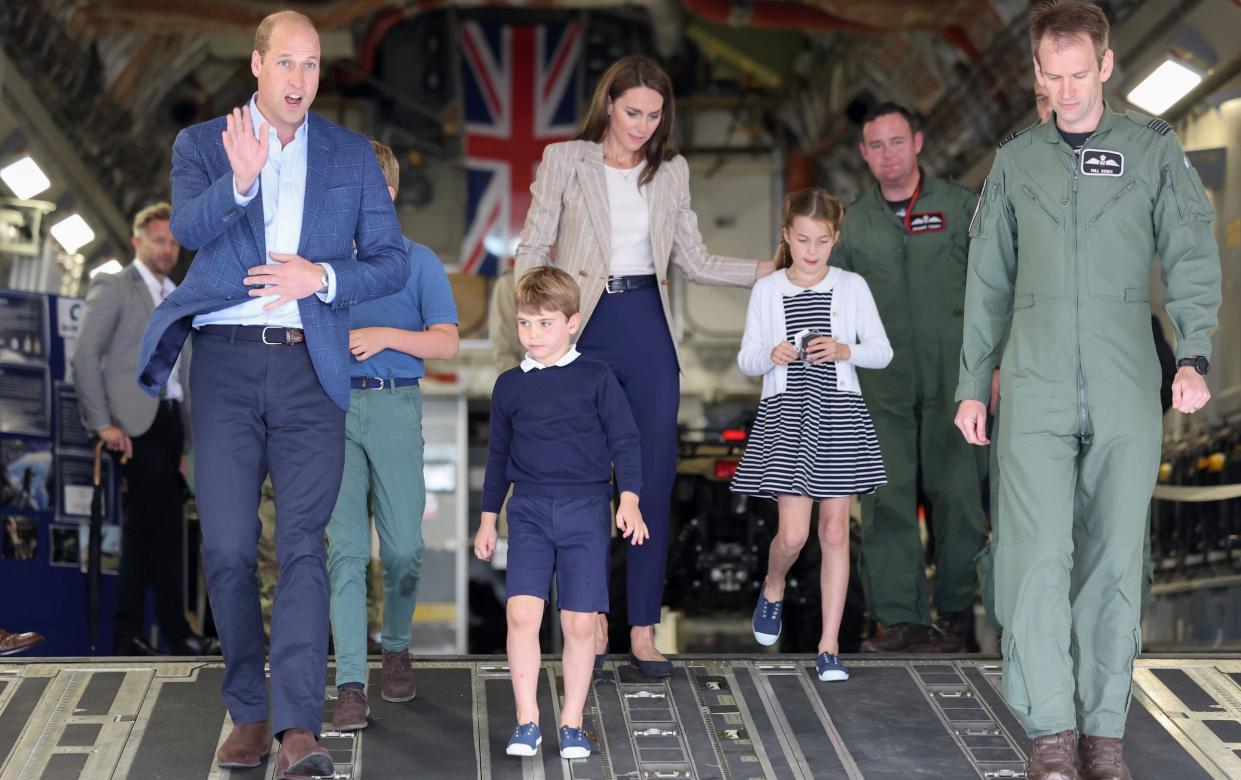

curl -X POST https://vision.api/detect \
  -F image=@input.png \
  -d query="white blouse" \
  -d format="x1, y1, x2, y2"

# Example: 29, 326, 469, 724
604, 161, 655, 276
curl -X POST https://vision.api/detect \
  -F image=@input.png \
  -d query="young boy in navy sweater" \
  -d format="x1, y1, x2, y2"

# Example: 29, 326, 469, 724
474, 267, 648, 760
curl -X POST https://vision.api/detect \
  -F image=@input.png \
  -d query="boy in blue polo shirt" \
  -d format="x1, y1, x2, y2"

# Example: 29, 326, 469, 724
327, 141, 459, 731
474, 267, 647, 760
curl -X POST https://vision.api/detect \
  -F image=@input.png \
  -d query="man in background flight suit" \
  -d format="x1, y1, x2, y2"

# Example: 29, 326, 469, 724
955, 2, 1220, 778
834, 103, 988, 653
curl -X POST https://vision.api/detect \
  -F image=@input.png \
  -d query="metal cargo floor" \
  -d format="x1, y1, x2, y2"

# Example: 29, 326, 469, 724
1, 655, 1237, 778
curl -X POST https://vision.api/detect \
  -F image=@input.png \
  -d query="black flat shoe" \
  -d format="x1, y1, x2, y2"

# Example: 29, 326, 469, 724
170, 634, 221, 656
594, 641, 608, 671
627, 652, 672, 678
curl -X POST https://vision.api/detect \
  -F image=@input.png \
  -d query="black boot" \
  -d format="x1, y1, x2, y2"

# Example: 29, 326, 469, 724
860, 623, 935, 653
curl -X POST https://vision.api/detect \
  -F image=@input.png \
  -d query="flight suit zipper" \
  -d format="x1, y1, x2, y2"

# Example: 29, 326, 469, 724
1071, 155, 1088, 439
894, 213, 922, 401
1021, 184, 1063, 225
1088, 180, 1137, 227
895, 178, 926, 402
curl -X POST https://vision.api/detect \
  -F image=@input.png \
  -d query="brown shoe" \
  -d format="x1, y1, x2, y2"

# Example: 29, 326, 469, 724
381, 648, 416, 702
0, 629, 45, 656
1027, 730, 1080, 780
331, 687, 369, 731
216, 720, 272, 769
1079, 735, 1132, 780
276, 728, 333, 779
860, 623, 935, 653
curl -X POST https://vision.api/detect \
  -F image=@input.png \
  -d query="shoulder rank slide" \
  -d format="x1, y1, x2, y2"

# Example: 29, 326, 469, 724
997, 121, 1038, 149
1147, 118, 1172, 135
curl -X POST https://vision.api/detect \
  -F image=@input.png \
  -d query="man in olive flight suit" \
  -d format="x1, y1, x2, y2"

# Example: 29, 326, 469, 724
955, 3, 1219, 778
835, 102, 988, 654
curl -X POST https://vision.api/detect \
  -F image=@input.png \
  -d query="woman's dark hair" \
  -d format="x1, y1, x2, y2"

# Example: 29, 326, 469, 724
577, 55, 675, 188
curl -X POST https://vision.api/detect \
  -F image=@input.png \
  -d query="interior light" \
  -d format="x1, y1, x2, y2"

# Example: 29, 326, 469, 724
1126, 59, 1203, 115
89, 259, 124, 278
50, 214, 96, 254
0, 156, 52, 199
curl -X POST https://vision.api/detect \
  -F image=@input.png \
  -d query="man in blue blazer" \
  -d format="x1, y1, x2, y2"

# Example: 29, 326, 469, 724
137, 10, 408, 778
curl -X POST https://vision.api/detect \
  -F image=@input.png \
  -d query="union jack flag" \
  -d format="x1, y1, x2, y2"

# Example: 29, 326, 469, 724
458, 20, 582, 276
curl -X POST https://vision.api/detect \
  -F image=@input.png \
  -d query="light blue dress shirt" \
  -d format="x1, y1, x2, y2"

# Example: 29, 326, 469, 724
194, 95, 336, 329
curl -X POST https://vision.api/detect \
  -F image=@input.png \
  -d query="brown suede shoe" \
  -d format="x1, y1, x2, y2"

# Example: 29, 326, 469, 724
1079, 736, 1132, 780
381, 648, 416, 702
276, 728, 333, 779
860, 623, 935, 653
0, 629, 45, 656
216, 720, 272, 769
331, 687, 369, 731
1027, 730, 1080, 780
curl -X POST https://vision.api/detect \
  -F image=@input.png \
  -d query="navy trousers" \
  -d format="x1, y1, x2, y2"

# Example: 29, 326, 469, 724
577, 287, 679, 627
190, 329, 345, 737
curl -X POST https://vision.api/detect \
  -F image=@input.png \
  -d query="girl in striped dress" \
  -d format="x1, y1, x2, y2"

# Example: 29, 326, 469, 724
730, 188, 893, 681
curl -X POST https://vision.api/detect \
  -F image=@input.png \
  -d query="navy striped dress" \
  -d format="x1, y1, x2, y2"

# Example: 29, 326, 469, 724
730, 288, 887, 500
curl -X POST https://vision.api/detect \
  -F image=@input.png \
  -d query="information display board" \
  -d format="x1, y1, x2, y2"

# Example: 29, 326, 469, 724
0, 288, 120, 655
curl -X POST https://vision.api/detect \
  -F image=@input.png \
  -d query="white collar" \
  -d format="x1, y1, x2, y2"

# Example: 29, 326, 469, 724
131, 258, 174, 294
773, 265, 839, 295
520, 346, 581, 372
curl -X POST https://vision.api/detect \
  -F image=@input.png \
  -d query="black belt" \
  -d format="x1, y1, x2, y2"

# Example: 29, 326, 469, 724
198, 325, 305, 346
351, 376, 419, 390
604, 274, 658, 294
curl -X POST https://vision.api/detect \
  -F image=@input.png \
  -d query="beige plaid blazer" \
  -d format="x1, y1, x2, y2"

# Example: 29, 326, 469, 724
514, 140, 760, 367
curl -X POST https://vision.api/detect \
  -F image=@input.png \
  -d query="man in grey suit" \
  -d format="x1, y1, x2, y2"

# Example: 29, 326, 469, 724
73, 202, 212, 656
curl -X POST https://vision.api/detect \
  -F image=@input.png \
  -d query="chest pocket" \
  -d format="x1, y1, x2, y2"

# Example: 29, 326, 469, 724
914, 214, 968, 293
1085, 178, 1154, 299
1013, 181, 1065, 299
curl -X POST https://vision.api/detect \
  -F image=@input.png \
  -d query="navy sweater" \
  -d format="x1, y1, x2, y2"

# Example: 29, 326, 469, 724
481, 357, 642, 513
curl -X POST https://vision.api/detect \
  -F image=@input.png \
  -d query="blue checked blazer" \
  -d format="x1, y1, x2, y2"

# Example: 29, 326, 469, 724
137, 112, 408, 411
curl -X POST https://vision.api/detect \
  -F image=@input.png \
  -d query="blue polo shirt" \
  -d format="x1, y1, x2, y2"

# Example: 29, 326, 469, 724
349, 237, 458, 379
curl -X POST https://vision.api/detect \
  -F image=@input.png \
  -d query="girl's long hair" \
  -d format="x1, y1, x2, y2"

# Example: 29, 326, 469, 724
576, 55, 675, 188
773, 188, 846, 270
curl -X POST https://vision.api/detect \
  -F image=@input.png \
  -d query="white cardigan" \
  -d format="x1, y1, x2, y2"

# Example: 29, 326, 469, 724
738, 267, 893, 399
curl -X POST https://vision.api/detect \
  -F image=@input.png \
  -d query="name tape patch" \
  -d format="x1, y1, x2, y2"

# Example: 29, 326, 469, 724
909, 212, 946, 233
1081, 149, 1124, 176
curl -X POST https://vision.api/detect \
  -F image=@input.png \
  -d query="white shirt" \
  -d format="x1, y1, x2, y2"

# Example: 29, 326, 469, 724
604, 162, 655, 277
520, 346, 581, 372
133, 259, 184, 402
737, 267, 893, 398
193, 95, 336, 329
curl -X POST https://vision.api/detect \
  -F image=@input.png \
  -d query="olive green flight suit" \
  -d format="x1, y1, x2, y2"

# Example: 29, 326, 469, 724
836, 173, 989, 628
957, 106, 1221, 739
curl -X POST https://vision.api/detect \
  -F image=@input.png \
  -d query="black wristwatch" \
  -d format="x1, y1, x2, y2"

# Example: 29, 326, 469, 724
1177, 355, 1209, 375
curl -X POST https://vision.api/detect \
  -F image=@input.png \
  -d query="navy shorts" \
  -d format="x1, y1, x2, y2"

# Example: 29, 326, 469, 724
504, 493, 611, 613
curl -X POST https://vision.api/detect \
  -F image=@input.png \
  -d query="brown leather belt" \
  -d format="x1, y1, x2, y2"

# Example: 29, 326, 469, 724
198, 325, 305, 346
